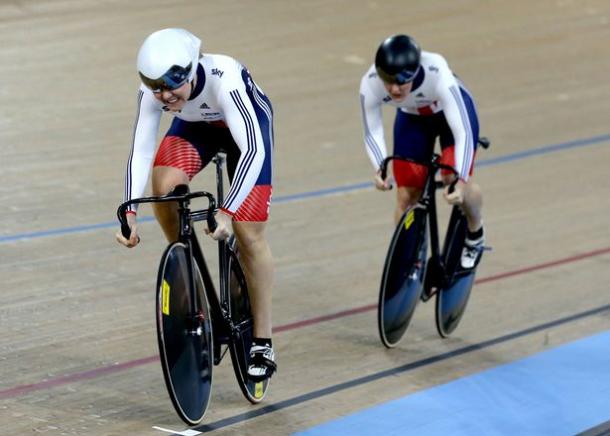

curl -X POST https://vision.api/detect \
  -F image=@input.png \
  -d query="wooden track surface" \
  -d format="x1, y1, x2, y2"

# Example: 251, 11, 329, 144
1, 1, 610, 434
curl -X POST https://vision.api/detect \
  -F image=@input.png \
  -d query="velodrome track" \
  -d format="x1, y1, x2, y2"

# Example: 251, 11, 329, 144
1, 1, 609, 434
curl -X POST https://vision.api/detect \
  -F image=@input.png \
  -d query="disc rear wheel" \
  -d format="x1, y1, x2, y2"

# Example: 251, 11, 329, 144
435, 206, 479, 337
226, 237, 270, 403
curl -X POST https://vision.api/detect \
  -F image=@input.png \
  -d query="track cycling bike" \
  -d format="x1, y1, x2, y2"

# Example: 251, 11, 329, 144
117, 154, 269, 425
378, 138, 490, 347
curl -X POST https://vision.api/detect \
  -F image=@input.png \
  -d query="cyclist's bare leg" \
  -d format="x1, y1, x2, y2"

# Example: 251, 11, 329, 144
395, 186, 422, 224
232, 221, 273, 338
461, 180, 483, 231
441, 174, 483, 232
151, 166, 189, 242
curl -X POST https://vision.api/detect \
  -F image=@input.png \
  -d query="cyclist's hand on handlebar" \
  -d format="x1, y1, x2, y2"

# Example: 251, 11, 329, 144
207, 210, 232, 241
444, 179, 466, 205
374, 170, 393, 191
116, 213, 140, 248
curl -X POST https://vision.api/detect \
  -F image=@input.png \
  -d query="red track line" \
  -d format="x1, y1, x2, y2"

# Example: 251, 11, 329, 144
474, 247, 610, 284
2, 247, 609, 400
273, 304, 377, 333
0, 356, 158, 399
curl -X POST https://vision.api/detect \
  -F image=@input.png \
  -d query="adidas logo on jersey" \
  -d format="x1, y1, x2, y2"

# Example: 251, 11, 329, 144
416, 92, 425, 98
200, 103, 210, 109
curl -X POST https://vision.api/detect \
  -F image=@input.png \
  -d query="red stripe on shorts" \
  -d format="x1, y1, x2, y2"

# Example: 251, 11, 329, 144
439, 146, 476, 177
393, 160, 429, 190
233, 185, 272, 222
153, 136, 202, 180
393, 146, 477, 189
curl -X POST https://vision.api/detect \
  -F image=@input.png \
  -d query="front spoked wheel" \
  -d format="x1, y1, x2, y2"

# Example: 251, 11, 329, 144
226, 237, 270, 403
435, 206, 480, 338
378, 206, 428, 348
156, 242, 214, 425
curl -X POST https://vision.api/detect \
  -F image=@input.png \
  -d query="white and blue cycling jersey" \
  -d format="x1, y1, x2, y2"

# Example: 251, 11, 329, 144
359, 51, 479, 181
124, 53, 273, 215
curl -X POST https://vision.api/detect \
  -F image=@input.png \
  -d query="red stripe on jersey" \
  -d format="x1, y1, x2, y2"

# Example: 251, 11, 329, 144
417, 105, 434, 116
208, 120, 228, 128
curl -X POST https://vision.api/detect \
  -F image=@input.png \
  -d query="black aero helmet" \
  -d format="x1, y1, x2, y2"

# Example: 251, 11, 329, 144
375, 34, 421, 85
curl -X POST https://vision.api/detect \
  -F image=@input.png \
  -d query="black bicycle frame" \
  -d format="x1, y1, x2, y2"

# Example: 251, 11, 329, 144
215, 155, 229, 319
380, 154, 459, 289
117, 154, 234, 362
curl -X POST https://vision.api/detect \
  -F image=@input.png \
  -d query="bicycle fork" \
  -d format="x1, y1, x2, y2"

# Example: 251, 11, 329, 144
423, 178, 450, 296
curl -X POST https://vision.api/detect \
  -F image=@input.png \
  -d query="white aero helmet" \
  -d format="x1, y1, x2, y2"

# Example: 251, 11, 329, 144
137, 28, 201, 91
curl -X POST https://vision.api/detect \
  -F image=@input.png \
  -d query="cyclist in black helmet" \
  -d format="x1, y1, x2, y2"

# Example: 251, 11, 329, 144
375, 34, 421, 85
360, 34, 485, 269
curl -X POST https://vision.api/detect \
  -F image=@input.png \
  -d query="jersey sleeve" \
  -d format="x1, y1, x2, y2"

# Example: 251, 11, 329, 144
359, 73, 387, 171
435, 71, 475, 181
123, 88, 162, 213
218, 78, 265, 215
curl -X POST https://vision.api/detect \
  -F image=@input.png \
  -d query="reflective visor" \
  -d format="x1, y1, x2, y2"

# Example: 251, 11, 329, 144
377, 66, 419, 85
139, 63, 192, 92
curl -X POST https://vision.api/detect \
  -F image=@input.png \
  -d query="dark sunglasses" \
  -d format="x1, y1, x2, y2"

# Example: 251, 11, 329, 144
377, 66, 419, 85
140, 63, 192, 92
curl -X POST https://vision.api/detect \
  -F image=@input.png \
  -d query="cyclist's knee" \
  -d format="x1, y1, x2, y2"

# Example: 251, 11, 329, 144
467, 180, 482, 196
396, 187, 420, 211
152, 166, 189, 195
233, 222, 267, 252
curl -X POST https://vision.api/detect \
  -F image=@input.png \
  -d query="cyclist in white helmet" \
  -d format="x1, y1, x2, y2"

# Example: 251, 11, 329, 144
116, 28, 276, 381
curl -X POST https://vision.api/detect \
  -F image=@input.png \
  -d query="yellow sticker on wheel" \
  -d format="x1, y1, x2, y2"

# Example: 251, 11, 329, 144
405, 209, 415, 230
162, 280, 170, 315
254, 382, 264, 399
